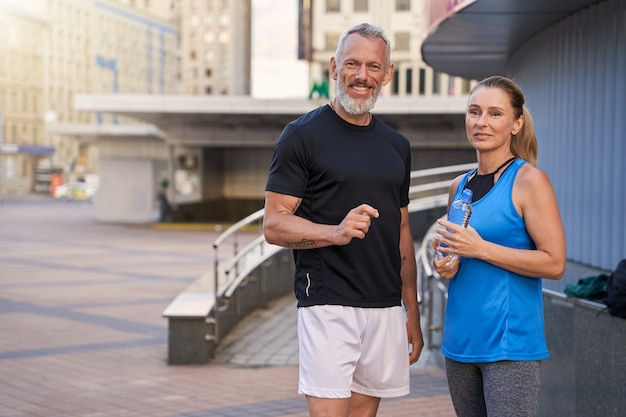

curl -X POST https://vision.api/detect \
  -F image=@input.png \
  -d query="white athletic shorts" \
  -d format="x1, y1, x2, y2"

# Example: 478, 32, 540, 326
297, 304, 410, 399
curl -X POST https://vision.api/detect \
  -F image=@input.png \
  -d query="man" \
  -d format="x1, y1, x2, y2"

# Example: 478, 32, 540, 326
263, 23, 423, 417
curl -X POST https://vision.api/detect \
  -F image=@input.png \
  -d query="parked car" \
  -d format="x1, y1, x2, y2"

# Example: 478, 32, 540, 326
53, 182, 97, 201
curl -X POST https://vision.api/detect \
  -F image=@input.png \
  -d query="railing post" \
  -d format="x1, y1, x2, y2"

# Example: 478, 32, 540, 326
206, 244, 219, 343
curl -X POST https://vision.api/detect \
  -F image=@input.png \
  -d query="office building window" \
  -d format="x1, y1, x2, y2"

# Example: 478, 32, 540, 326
406, 68, 413, 94
462, 78, 472, 94
392, 71, 399, 95
396, 0, 410, 11
354, 0, 368, 12
419, 68, 426, 95
326, 0, 340, 12
325, 32, 340, 51
448, 76, 455, 95
433, 70, 441, 95
395, 32, 410, 51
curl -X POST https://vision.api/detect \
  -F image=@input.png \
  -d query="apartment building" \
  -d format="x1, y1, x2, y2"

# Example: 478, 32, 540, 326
302, 0, 473, 98
0, 4, 48, 195
173, 0, 251, 95
0, 0, 180, 195
46, 0, 179, 185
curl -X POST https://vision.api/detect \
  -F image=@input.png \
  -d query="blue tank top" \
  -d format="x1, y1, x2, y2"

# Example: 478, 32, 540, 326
441, 158, 549, 362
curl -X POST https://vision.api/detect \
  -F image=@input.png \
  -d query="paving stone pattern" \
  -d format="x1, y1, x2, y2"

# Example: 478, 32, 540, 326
0, 195, 455, 417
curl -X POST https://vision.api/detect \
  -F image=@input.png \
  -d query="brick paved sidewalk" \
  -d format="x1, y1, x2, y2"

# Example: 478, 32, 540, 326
0, 195, 454, 417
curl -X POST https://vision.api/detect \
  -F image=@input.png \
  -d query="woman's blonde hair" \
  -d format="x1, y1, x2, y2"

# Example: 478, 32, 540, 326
471, 76, 538, 165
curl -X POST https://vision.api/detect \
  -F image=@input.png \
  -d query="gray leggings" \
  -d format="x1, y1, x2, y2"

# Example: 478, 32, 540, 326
445, 358, 541, 417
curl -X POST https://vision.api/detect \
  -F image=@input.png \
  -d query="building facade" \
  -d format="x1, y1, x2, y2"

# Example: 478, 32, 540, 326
0, 4, 49, 195
173, 0, 251, 95
0, 0, 180, 196
46, 0, 179, 187
301, 0, 474, 99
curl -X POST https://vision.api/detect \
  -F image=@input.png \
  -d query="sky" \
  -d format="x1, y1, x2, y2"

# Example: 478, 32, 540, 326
251, 0, 310, 98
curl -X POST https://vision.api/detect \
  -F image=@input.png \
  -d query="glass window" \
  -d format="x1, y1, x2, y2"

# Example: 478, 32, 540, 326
395, 32, 410, 51
325, 32, 340, 51
462, 78, 472, 94
419, 68, 425, 95
448, 76, 455, 95
204, 31, 215, 43
326, 0, 340, 13
392, 71, 399, 95
354, 0, 368, 12
396, 0, 410, 11
406, 68, 413, 94
433, 70, 440, 95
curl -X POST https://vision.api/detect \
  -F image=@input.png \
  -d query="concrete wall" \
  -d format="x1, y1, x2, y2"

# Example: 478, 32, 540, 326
167, 248, 295, 365
95, 158, 161, 223
91, 110, 475, 223
510, 0, 626, 271
94, 137, 168, 223
541, 290, 626, 417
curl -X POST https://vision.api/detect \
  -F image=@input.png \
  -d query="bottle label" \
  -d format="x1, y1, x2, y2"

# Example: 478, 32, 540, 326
448, 205, 471, 227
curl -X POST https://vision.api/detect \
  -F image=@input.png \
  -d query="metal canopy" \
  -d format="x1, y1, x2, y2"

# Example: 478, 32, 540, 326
72, 95, 470, 146
421, 0, 601, 80
74, 95, 468, 124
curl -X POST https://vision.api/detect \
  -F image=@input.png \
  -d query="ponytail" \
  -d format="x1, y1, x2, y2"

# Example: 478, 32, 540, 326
511, 106, 538, 165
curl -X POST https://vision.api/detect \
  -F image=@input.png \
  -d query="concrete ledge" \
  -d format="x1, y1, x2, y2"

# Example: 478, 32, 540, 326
541, 289, 626, 417
163, 248, 295, 365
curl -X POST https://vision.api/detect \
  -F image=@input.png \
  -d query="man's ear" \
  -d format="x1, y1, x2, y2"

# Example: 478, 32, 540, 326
329, 56, 338, 81
382, 63, 394, 86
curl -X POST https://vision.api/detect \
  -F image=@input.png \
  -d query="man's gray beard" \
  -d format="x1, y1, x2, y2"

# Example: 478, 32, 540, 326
336, 84, 378, 116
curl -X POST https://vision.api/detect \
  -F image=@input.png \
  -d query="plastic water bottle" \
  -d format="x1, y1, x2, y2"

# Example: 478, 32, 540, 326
436, 188, 473, 262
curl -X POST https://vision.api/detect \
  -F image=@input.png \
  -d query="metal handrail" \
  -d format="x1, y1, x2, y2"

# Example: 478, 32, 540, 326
222, 234, 267, 277
224, 243, 283, 298
213, 208, 264, 249
409, 162, 476, 179
207, 162, 474, 344
416, 217, 450, 350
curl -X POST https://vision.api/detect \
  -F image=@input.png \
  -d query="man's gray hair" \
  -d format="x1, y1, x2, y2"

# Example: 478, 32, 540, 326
335, 23, 391, 68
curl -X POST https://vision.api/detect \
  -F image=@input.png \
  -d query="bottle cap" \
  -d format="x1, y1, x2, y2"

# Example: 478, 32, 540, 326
461, 188, 473, 202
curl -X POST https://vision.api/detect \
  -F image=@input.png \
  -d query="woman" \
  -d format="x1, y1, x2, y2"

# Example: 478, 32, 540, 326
433, 75, 566, 417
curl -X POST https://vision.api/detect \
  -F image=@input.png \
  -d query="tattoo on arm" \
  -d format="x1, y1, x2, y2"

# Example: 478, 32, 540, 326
285, 239, 316, 249
400, 255, 407, 269
291, 198, 302, 213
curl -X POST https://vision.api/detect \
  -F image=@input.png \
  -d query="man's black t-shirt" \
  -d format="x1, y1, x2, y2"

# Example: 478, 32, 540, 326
265, 105, 411, 308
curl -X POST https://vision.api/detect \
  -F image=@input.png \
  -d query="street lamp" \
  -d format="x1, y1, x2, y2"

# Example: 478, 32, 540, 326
95, 55, 118, 124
